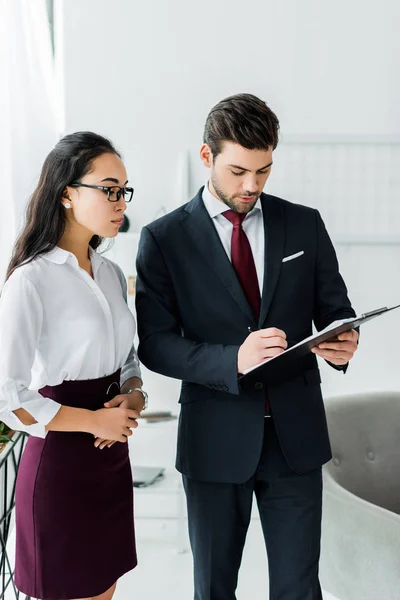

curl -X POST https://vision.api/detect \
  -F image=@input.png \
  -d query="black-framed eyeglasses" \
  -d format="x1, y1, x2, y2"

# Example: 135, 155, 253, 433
70, 182, 134, 203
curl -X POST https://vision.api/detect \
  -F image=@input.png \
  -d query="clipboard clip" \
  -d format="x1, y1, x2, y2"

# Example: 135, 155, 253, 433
362, 307, 387, 318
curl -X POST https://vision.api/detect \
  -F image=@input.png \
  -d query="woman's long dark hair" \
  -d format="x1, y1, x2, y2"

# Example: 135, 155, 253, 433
6, 131, 120, 281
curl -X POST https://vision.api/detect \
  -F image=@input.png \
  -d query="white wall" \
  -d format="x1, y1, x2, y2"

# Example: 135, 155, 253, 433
59, 0, 400, 420
0, 0, 59, 283
320, 243, 400, 398
59, 0, 400, 223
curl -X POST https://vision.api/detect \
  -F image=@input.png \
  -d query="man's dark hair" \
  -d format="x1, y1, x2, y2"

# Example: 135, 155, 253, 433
203, 93, 280, 158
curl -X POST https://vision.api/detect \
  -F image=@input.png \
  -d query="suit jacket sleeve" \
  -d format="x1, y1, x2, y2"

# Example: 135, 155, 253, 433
313, 209, 357, 373
135, 226, 241, 394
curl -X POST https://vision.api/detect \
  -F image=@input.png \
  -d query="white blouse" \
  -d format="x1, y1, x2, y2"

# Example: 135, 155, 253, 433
0, 246, 141, 438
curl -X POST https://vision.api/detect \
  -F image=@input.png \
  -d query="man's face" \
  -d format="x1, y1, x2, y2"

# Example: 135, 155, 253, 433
200, 141, 273, 214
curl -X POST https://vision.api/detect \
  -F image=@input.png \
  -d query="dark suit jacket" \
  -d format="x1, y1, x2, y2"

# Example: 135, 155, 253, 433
135, 188, 356, 483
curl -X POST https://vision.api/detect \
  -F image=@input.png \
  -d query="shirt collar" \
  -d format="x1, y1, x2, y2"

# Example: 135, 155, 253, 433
202, 181, 262, 219
42, 246, 104, 269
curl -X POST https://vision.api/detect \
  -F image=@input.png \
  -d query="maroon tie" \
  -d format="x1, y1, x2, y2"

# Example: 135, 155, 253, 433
223, 210, 270, 414
223, 210, 261, 319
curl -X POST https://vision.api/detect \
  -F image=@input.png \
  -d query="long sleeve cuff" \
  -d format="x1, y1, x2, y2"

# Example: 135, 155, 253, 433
326, 360, 349, 373
15, 396, 62, 425
0, 411, 47, 438
1, 378, 61, 428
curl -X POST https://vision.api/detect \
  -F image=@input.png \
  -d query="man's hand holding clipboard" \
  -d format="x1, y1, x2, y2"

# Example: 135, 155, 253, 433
238, 304, 400, 391
311, 328, 359, 366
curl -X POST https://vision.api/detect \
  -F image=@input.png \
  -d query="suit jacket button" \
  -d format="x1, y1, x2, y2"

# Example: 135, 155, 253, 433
255, 382, 263, 390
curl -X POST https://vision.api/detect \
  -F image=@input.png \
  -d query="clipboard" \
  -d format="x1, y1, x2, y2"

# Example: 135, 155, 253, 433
238, 304, 400, 391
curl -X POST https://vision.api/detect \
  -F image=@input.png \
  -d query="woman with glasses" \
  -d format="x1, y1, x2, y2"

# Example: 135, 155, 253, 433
0, 132, 147, 600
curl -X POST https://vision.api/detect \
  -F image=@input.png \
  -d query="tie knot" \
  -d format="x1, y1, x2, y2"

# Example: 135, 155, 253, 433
223, 210, 246, 227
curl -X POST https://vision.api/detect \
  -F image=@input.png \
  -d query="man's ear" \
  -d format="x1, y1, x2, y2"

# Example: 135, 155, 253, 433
200, 144, 213, 168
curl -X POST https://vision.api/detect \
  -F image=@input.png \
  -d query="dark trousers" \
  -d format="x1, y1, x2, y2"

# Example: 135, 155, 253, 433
183, 418, 323, 600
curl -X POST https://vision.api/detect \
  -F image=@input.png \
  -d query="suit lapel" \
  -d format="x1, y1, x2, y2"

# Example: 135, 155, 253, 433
181, 189, 256, 324
258, 194, 286, 327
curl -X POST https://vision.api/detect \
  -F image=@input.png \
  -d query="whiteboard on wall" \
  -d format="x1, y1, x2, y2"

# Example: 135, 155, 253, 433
264, 136, 400, 244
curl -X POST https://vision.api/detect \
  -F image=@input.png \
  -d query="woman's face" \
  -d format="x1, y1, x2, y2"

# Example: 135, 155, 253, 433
64, 153, 130, 239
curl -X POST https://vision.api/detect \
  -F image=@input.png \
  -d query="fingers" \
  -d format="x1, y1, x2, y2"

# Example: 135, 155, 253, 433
99, 439, 112, 449
311, 347, 352, 363
261, 346, 287, 360
125, 413, 139, 429
116, 430, 131, 444
100, 439, 117, 449
104, 396, 123, 408
257, 329, 287, 353
317, 340, 357, 352
95, 437, 119, 449
104, 393, 136, 408
263, 336, 288, 349
94, 426, 135, 449
126, 409, 140, 420
337, 329, 359, 342
257, 337, 287, 355
259, 328, 287, 340
315, 331, 359, 357
94, 437, 113, 449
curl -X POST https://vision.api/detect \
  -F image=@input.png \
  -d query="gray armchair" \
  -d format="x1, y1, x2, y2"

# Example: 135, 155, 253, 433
320, 391, 400, 600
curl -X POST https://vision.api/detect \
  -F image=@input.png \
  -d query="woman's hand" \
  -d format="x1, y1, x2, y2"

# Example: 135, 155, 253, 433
94, 392, 142, 449
91, 405, 139, 449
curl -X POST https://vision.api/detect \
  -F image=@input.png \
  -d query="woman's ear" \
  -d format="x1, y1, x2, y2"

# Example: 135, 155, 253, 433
62, 188, 72, 209
62, 187, 71, 200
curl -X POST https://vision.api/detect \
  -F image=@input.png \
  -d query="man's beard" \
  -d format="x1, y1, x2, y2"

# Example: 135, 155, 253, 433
211, 173, 259, 214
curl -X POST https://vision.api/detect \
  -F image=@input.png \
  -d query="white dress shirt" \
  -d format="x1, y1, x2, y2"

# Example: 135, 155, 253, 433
202, 183, 265, 292
0, 247, 141, 438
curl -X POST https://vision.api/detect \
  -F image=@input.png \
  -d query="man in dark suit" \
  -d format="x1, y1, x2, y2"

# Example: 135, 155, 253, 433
135, 93, 359, 600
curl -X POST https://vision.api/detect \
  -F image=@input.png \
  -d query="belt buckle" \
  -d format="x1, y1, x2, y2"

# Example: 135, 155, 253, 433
106, 381, 120, 400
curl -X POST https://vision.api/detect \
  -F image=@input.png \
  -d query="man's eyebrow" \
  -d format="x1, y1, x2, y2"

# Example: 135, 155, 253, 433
228, 162, 273, 172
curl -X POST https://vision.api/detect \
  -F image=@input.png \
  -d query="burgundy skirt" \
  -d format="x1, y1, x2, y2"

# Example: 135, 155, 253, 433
14, 370, 137, 600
